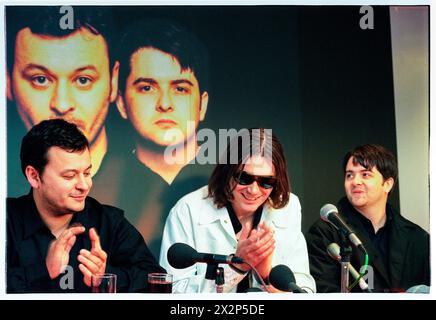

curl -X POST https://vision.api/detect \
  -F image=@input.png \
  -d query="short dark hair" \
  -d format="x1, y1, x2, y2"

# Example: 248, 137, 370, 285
6, 6, 115, 76
20, 119, 89, 176
117, 18, 209, 93
343, 144, 398, 183
208, 128, 291, 209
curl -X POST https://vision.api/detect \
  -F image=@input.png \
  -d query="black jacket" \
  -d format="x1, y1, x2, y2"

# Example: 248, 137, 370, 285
7, 193, 165, 293
306, 197, 430, 292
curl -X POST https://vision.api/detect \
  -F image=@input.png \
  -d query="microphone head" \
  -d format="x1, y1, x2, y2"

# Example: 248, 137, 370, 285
320, 203, 338, 223
167, 243, 197, 269
269, 264, 296, 291
326, 242, 341, 261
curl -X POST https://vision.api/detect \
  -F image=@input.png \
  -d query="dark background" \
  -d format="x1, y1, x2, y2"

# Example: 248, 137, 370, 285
7, 6, 398, 241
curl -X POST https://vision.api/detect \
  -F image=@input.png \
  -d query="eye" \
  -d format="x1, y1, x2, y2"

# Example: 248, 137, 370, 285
174, 86, 190, 94
31, 75, 50, 87
141, 85, 152, 92
63, 175, 75, 180
75, 76, 92, 88
84, 172, 91, 177
345, 173, 353, 179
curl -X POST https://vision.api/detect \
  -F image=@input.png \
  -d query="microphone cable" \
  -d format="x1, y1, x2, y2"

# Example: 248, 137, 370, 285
237, 261, 270, 292
347, 247, 370, 291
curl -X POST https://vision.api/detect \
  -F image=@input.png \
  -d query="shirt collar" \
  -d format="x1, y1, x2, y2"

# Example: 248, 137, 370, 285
23, 192, 91, 239
225, 203, 263, 234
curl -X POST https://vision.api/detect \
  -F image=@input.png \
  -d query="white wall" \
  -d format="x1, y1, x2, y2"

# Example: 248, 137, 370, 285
390, 6, 429, 232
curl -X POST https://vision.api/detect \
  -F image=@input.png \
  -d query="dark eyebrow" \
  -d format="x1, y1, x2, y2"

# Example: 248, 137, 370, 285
74, 65, 98, 73
21, 64, 98, 76
132, 77, 158, 86
171, 79, 194, 86
61, 164, 92, 175
21, 63, 53, 76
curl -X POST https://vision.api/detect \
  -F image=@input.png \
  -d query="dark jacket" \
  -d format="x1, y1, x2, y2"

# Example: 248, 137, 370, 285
306, 197, 430, 292
7, 193, 165, 293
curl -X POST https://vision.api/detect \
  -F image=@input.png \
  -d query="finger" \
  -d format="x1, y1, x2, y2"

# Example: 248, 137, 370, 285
89, 228, 102, 250
78, 253, 101, 274
57, 226, 85, 247
78, 263, 93, 287
80, 249, 103, 267
65, 235, 77, 253
91, 247, 107, 262
255, 241, 276, 261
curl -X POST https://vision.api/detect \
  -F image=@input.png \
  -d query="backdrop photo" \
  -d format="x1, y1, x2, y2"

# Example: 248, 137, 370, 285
5, 5, 428, 265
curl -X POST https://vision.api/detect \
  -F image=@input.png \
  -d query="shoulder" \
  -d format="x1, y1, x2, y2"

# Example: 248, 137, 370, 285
392, 207, 429, 240
264, 193, 302, 228
7, 194, 32, 219
171, 185, 212, 211
167, 185, 218, 223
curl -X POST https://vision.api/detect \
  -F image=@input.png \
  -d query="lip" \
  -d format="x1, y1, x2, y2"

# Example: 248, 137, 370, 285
352, 190, 365, 194
155, 119, 177, 126
71, 195, 86, 201
241, 193, 261, 202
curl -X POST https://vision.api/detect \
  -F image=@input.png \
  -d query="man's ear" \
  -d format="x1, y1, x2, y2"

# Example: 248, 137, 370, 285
383, 177, 395, 194
110, 61, 120, 103
25, 166, 41, 189
115, 93, 128, 119
6, 68, 13, 101
199, 91, 209, 121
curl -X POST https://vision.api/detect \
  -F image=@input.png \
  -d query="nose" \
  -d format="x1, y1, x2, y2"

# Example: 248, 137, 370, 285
156, 89, 174, 112
352, 174, 363, 185
75, 174, 91, 192
247, 181, 261, 194
50, 80, 75, 116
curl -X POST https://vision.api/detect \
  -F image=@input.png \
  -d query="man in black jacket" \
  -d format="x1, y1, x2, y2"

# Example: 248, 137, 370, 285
306, 144, 430, 293
7, 119, 165, 293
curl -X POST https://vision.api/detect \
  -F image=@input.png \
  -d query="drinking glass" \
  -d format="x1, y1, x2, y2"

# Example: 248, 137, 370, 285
91, 273, 117, 293
147, 273, 173, 293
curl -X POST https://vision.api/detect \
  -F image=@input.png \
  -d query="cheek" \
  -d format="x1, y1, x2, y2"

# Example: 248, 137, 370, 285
263, 189, 273, 199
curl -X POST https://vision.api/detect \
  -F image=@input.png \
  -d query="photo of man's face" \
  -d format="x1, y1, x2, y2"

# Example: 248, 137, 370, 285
119, 47, 208, 147
10, 27, 117, 145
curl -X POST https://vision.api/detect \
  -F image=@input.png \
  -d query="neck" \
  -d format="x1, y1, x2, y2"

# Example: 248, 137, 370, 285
354, 201, 388, 233
135, 135, 198, 185
90, 127, 107, 177
32, 190, 74, 238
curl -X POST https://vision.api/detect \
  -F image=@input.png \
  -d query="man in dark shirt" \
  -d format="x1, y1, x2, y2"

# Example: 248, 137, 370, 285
306, 144, 430, 292
7, 119, 165, 293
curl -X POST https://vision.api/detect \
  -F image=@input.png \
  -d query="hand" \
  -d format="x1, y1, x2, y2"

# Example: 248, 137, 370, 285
78, 228, 108, 287
254, 223, 276, 280
46, 225, 86, 279
234, 222, 275, 275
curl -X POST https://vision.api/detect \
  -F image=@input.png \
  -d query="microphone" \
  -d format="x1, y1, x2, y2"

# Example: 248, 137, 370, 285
327, 243, 372, 292
167, 243, 244, 269
269, 264, 306, 293
320, 204, 363, 248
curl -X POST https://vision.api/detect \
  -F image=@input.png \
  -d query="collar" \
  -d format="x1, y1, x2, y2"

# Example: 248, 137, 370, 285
23, 192, 92, 239
225, 203, 263, 234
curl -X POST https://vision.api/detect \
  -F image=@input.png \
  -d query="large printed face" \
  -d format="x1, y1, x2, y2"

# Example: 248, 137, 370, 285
344, 157, 393, 211
11, 27, 116, 144
120, 47, 208, 147
32, 146, 92, 216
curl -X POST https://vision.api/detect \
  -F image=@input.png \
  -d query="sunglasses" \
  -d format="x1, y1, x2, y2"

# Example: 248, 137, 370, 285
234, 171, 277, 189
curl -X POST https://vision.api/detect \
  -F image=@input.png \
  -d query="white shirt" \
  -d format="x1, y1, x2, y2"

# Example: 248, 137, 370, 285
159, 186, 316, 293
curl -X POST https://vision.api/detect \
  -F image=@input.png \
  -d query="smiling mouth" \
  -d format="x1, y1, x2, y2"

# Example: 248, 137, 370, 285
71, 195, 86, 201
242, 193, 261, 201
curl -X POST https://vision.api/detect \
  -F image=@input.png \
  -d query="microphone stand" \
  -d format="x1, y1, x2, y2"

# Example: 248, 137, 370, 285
205, 263, 225, 293
339, 234, 352, 293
